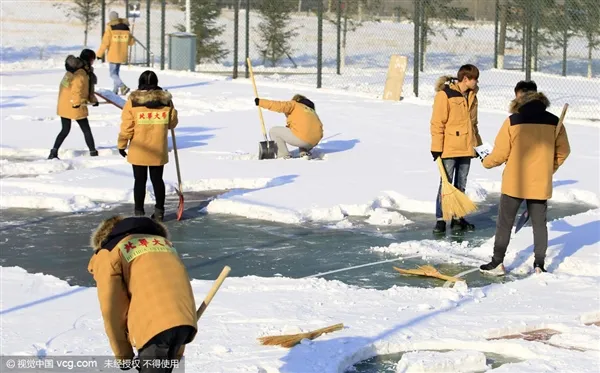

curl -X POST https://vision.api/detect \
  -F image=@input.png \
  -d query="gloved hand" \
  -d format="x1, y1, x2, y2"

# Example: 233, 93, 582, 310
254, 98, 259, 106
431, 151, 442, 161
72, 104, 80, 109
116, 358, 138, 371
119, 149, 127, 158
92, 101, 99, 107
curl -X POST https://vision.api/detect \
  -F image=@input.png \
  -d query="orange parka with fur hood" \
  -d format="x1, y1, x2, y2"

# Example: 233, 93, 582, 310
430, 75, 483, 158
483, 92, 570, 200
96, 18, 135, 64
57, 56, 96, 120
118, 89, 178, 166
87, 216, 197, 361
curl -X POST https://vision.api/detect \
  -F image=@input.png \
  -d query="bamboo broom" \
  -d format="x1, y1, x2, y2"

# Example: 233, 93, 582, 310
257, 323, 344, 348
393, 265, 463, 283
436, 157, 477, 220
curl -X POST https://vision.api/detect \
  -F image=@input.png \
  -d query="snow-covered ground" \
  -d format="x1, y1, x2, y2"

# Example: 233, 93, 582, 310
2, 2, 600, 371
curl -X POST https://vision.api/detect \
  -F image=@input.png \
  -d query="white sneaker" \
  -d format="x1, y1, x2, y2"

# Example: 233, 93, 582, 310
479, 263, 506, 276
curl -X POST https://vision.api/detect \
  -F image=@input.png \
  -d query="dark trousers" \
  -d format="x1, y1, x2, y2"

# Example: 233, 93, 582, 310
133, 165, 165, 212
436, 157, 471, 219
53, 117, 96, 151
138, 326, 195, 373
493, 194, 548, 264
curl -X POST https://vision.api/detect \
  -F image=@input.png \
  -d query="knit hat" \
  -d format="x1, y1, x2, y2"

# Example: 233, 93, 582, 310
109, 11, 118, 21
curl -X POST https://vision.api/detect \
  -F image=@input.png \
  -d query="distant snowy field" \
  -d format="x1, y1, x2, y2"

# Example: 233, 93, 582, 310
1, 1, 600, 372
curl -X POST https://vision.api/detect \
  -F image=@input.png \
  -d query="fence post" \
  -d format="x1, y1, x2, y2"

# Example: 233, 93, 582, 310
233, 0, 239, 79
525, 1, 532, 81
413, 0, 420, 97
125, 0, 129, 18
146, 0, 151, 67
101, 0, 106, 63
317, 0, 323, 88
245, 0, 250, 79
493, 0, 499, 68
336, 0, 341, 75
161, 0, 165, 70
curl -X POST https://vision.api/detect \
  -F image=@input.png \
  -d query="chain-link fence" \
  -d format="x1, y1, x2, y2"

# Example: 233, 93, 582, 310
2, 0, 599, 120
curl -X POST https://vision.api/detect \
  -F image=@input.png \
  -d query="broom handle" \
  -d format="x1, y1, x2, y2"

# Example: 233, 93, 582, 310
436, 157, 449, 183
555, 103, 568, 139
196, 266, 231, 320
247, 58, 268, 141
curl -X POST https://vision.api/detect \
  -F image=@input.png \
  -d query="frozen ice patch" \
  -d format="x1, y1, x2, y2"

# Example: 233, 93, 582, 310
395, 350, 488, 373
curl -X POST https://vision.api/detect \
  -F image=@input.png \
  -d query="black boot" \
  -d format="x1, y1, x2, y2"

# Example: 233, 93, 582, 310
534, 261, 547, 274
48, 148, 59, 160
89, 150, 98, 157
451, 217, 475, 231
433, 220, 446, 234
151, 208, 165, 222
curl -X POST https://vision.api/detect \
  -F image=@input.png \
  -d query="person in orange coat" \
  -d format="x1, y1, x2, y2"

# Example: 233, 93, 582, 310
118, 71, 178, 221
430, 64, 482, 234
88, 215, 197, 372
96, 11, 135, 95
49, 53, 99, 159
479, 88, 570, 276
255, 94, 323, 159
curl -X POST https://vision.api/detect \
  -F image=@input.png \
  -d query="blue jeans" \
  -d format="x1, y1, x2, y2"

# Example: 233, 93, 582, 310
435, 157, 471, 219
109, 63, 124, 92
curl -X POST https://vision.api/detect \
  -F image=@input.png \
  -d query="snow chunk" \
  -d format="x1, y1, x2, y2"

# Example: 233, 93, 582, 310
396, 350, 488, 373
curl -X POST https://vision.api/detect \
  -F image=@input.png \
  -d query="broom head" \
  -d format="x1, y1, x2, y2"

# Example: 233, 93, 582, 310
257, 323, 344, 348
436, 158, 477, 220
393, 265, 462, 282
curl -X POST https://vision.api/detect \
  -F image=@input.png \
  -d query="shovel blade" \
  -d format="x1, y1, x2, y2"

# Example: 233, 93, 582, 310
258, 141, 276, 160
175, 188, 184, 221
515, 209, 529, 233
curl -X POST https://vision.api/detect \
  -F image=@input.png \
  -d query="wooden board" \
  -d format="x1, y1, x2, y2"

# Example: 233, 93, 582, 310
382, 55, 408, 101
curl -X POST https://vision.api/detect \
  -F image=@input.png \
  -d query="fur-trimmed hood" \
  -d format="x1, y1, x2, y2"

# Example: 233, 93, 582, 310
90, 215, 169, 252
509, 91, 550, 114
434, 75, 479, 95
130, 89, 172, 108
65, 55, 84, 73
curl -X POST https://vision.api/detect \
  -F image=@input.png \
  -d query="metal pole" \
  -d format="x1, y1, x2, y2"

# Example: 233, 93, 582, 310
336, 0, 341, 75
413, 0, 420, 97
125, 0, 129, 18
146, 0, 150, 67
233, 0, 239, 79
317, 0, 323, 88
161, 0, 165, 70
101, 0, 106, 63
493, 0, 499, 68
186, 0, 191, 33
525, 2, 532, 81
245, 0, 250, 79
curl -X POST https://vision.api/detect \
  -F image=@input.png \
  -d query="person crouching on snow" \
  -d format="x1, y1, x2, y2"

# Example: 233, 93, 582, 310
48, 53, 99, 159
88, 215, 197, 372
118, 70, 178, 221
255, 94, 323, 159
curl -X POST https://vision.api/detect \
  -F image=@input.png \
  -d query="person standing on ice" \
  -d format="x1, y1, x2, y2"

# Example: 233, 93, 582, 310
430, 64, 483, 234
118, 70, 178, 222
479, 86, 570, 276
255, 94, 323, 158
96, 11, 135, 95
48, 53, 99, 160
88, 215, 197, 372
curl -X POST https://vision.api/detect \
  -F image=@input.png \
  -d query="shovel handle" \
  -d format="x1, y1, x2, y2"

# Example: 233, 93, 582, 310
196, 266, 231, 320
247, 58, 269, 141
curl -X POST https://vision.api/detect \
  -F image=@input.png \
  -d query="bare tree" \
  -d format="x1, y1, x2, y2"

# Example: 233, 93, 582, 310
54, 0, 101, 47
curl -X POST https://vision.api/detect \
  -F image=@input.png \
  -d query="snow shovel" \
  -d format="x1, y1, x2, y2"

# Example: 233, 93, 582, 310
168, 104, 184, 221
196, 265, 231, 320
247, 57, 276, 160
515, 103, 568, 233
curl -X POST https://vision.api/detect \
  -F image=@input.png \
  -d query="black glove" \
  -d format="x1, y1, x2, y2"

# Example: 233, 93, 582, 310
72, 104, 80, 109
431, 151, 442, 161
117, 358, 138, 371
92, 102, 99, 107
254, 98, 259, 106
119, 149, 127, 158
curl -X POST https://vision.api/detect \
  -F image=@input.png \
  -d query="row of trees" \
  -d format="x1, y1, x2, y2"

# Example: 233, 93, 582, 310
57, 0, 599, 77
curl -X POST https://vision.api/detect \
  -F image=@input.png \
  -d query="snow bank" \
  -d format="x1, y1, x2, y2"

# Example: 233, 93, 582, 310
395, 350, 488, 373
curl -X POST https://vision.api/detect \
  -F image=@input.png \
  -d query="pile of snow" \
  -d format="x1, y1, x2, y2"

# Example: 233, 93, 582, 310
395, 350, 488, 373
